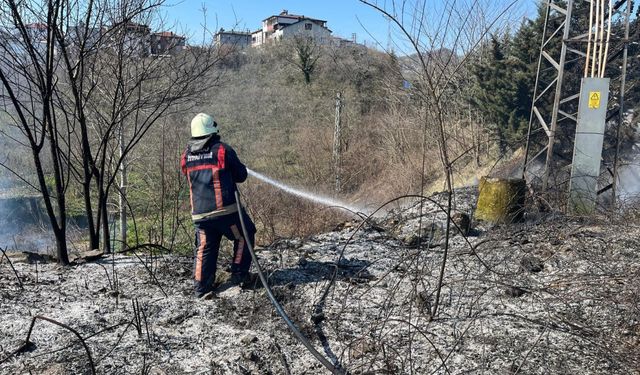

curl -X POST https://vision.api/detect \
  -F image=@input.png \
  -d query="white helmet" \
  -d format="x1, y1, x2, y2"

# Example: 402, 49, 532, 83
190, 113, 218, 138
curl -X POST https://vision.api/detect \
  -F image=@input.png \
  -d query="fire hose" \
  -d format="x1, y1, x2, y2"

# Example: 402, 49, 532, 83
234, 191, 344, 375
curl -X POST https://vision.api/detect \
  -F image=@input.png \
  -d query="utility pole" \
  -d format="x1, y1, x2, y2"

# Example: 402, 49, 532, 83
333, 92, 343, 194
119, 121, 127, 251
160, 121, 166, 246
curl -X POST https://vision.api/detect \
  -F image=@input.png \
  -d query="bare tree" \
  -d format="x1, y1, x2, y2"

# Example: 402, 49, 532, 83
287, 35, 321, 84
359, 0, 521, 318
0, 0, 72, 264
0, 0, 225, 259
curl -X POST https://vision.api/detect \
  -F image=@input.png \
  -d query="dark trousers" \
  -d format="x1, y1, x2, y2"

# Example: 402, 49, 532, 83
193, 210, 256, 297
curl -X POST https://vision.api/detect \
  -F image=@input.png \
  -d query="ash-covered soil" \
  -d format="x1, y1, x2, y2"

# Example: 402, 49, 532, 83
1, 191, 640, 374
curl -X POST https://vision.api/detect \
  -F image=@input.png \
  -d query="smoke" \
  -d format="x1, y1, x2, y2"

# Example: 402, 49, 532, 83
0, 181, 17, 249
616, 160, 640, 203
614, 120, 640, 204
0, 183, 54, 252
247, 168, 372, 215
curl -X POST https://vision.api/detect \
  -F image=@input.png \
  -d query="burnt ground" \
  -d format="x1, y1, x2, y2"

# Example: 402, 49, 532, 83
1, 193, 640, 374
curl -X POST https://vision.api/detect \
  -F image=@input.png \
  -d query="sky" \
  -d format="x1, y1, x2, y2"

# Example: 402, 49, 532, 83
163, 0, 539, 48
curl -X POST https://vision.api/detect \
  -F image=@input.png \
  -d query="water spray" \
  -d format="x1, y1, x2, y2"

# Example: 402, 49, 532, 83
247, 168, 370, 215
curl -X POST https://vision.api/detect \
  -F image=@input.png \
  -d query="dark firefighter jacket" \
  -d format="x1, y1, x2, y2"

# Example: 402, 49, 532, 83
181, 135, 248, 222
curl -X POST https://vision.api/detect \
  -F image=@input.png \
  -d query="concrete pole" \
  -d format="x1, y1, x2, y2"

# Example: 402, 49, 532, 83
333, 92, 343, 194
119, 121, 127, 251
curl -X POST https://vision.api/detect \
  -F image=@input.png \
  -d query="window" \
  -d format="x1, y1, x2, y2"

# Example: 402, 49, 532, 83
305, 23, 312, 30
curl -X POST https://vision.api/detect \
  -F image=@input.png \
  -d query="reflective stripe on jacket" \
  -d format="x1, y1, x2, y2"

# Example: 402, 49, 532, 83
181, 136, 247, 222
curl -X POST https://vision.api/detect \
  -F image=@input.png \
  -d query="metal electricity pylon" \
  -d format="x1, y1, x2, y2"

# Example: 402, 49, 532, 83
522, 0, 632, 204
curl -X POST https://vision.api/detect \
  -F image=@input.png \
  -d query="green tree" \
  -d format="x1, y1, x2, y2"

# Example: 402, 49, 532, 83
470, 2, 558, 153
471, 36, 531, 152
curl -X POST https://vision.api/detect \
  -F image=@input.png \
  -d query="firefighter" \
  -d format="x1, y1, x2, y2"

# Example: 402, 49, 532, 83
181, 113, 256, 298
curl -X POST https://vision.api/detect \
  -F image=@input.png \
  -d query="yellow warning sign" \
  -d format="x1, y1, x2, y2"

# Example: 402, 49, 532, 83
588, 91, 601, 109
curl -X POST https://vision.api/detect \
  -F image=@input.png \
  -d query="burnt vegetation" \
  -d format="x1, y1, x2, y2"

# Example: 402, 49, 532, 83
1, 0, 640, 374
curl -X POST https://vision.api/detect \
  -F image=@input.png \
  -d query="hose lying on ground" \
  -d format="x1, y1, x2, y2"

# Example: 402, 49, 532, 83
234, 191, 344, 375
